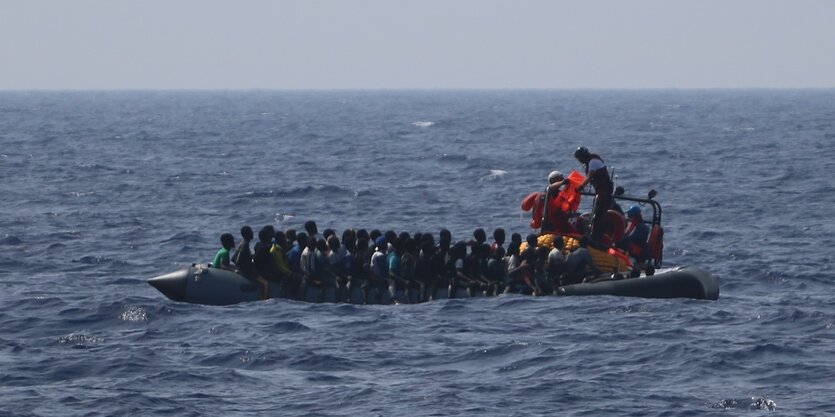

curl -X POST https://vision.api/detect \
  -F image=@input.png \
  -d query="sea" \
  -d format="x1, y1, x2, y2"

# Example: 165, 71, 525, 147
1, 90, 834, 416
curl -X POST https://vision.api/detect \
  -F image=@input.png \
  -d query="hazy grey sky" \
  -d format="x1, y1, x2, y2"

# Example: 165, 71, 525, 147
2, 0, 834, 89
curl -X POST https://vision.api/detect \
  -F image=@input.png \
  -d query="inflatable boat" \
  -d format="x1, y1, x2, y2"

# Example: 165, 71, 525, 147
147, 171, 720, 305
148, 264, 718, 306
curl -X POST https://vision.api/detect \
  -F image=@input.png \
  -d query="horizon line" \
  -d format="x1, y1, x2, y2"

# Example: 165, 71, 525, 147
2, 86, 835, 93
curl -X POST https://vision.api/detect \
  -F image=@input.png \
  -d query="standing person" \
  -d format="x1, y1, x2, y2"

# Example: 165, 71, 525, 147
286, 232, 307, 300
490, 228, 506, 255
430, 229, 454, 299
253, 226, 279, 283
369, 237, 389, 302
573, 146, 614, 244
544, 170, 574, 235
299, 235, 318, 300
212, 233, 236, 271
304, 220, 319, 241
271, 230, 292, 296
232, 225, 269, 299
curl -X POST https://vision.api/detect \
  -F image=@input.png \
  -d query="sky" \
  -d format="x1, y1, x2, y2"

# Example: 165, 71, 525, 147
1, 0, 834, 90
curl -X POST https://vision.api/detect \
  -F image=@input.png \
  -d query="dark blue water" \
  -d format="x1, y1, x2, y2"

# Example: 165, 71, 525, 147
2, 90, 834, 416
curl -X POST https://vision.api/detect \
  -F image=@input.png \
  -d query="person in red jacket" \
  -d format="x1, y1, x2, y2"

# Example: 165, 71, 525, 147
543, 170, 574, 235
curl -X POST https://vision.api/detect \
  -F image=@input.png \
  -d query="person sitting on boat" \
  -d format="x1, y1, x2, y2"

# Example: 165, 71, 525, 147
617, 205, 650, 266
543, 170, 575, 235
212, 233, 236, 271
573, 146, 615, 245
561, 236, 603, 285
546, 236, 566, 293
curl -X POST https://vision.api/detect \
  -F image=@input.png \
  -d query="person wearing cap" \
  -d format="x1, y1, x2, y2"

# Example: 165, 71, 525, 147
573, 147, 615, 244
617, 205, 650, 265
543, 170, 574, 235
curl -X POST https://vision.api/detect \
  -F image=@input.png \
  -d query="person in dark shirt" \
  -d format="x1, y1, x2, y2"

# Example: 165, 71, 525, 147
232, 225, 268, 299
253, 226, 279, 282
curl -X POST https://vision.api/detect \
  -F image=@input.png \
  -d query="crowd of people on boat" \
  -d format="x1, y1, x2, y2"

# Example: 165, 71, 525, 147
209, 147, 654, 302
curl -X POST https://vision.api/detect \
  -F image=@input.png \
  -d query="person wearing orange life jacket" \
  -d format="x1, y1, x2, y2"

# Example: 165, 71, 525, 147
542, 170, 574, 235
617, 205, 650, 264
573, 147, 614, 243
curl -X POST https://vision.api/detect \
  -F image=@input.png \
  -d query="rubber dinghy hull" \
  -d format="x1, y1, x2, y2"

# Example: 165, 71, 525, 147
556, 266, 719, 300
149, 265, 719, 305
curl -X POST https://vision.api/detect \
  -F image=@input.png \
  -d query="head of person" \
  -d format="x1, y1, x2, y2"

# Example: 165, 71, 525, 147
511, 232, 522, 245
627, 205, 642, 220
384, 230, 398, 246
369, 229, 382, 243
507, 241, 520, 257
356, 228, 369, 242
526, 233, 538, 248
473, 228, 487, 244
573, 146, 591, 164
356, 238, 369, 254
494, 246, 506, 260
327, 235, 341, 252
220, 233, 235, 250
614, 186, 625, 197
343, 235, 356, 252
316, 238, 328, 252
548, 170, 564, 184
398, 231, 411, 243
274, 230, 287, 247
552, 235, 564, 251
285, 228, 297, 244
240, 225, 254, 241
439, 229, 452, 248
413, 232, 423, 244
493, 228, 505, 246
323, 228, 335, 240
296, 232, 308, 249
341, 229, 355, 245
307, 236, 317, 250
375, 236, 387, 252
304, 220, 318, 236
258, 225, 274, 243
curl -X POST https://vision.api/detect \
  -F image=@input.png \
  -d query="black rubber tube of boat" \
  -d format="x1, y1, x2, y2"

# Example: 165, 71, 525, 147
556, 266, 719, 300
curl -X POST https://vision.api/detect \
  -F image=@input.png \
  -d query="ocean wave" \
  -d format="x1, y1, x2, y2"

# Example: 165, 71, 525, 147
0, 235, 22, 245
710, 397, 777, 411
57, 331, 104, 349
412, 121, 435, 128
238, 185, 363, 199
438, 153, 469, 162
479, 169, 508, 182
